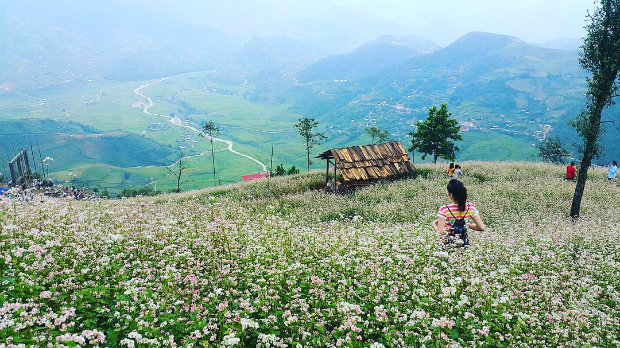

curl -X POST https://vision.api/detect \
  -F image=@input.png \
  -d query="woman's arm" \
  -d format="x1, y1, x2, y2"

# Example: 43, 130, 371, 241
468, 214, 486, 231
432, 218, 448, 234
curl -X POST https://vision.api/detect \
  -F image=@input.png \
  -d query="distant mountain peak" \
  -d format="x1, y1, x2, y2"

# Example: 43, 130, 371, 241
443, 31, 527, 55
357, 35, 440, 53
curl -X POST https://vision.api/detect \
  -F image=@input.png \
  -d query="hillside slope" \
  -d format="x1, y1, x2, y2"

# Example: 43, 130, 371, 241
297, 35, 439, 82
2, 162, 619, 347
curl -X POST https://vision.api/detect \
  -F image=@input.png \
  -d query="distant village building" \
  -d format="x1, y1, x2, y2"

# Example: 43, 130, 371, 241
241, 172, 270, 182
317, 141, 415, 192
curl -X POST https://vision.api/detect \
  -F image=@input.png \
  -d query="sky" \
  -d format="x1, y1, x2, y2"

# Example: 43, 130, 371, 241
135, 0, 597, 47
336, 0, 596, 45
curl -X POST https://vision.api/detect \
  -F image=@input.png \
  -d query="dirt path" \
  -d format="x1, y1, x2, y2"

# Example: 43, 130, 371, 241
133, 77, 268, 172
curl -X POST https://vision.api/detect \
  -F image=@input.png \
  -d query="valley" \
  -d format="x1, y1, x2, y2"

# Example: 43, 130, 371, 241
0, 69, 546, 193
1, 0, 618, 193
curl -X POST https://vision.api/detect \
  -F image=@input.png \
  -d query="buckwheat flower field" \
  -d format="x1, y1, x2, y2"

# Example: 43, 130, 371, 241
2, 163, 619, 348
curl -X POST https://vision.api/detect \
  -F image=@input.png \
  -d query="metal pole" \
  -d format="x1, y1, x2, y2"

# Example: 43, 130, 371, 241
325, 158, 330, 187
37, 142, 45, 178
333, 159, 337, 192
0, 145, 6, 184
30, 143, 39, 174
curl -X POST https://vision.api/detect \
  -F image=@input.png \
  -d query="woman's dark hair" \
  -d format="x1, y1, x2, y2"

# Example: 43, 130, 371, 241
447, 179, 467, 212
613, 161, 618, 166
449, 162, 455, 168
570, 161, 575, 166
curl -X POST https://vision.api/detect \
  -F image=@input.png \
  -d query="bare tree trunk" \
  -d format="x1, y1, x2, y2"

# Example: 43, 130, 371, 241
570, 105, 603, 219
433, 152, 438, 164
306, 139, 310, 172
210, 138, 216, 186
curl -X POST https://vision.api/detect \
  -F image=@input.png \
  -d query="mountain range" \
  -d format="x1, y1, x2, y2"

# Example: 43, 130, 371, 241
2, 1, 619, 182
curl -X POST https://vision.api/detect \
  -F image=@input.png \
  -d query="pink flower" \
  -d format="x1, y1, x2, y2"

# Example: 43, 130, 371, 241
310, 276, 324, 286
218, 301, 228, 312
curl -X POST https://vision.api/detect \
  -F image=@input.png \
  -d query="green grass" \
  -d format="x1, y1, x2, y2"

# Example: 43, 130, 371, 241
0, 73, 548, 193
52, 148, 265, 193
458, 130, 538, 161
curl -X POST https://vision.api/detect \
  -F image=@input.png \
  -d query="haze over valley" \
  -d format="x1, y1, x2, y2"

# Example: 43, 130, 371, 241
1, 0, 617, 192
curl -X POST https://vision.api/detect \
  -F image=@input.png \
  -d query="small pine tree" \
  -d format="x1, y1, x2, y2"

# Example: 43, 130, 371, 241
570, 0, 620, 219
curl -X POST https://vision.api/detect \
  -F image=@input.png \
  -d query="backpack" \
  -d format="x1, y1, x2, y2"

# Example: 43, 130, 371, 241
446, 206, 470, 246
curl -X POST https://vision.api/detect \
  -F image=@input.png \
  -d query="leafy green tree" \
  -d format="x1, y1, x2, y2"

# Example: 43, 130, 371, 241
287, 166, 300, 175
273, 164, 287, 176
365, 126, 390, 144
272, 164, 300, 176
570, 0, 620, 219
203, 121, 220, 186
295, 118, 327, 172
538, 137, 570, 164
409, 104, 462, 164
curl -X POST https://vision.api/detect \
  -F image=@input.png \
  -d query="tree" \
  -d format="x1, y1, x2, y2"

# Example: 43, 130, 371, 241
295, 117, 327, 172
538, 137, 570, 164
165, 157, 186, 193
287, 166, 300, 175
409, 104, 462, 164
273, 164, 287, 176
365, 126, 390, 144
272, 164, 300, 177
570, 0, 620, 219
203, 121, 220, 186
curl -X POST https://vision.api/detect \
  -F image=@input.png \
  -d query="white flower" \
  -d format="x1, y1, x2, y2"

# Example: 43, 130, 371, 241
120, 338, 135, 348
222, 333, 240, 346
241, 318, 259, 330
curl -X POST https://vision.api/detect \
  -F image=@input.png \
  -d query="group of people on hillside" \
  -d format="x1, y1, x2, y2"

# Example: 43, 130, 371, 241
34, 179, 54, 189
433, 159, 618, 249
60, 186, 86, 200
446, 163, 463, 179
565, 160, 618, 181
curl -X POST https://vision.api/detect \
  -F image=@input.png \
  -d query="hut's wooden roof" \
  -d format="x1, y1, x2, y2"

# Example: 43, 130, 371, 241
317, 141, 414, 182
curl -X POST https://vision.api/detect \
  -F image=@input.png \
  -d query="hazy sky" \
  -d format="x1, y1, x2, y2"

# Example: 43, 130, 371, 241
324, 0, 596, 45
138, 0, 596, 46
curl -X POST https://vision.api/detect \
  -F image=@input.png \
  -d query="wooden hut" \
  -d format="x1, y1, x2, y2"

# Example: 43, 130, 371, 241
317, 141, 415, 192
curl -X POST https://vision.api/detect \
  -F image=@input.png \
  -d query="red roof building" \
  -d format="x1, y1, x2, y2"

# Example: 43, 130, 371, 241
241, 172, 270, 182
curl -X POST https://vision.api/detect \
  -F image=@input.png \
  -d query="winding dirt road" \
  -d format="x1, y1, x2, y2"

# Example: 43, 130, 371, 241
133, 77, 268, 172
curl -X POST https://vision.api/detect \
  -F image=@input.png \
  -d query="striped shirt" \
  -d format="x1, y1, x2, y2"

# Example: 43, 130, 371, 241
437, 203, 479, 228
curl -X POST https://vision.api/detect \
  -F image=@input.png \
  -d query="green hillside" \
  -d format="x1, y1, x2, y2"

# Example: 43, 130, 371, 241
0, 119, 181, 171
2, 162, 619, 347
255, 32, 609, 160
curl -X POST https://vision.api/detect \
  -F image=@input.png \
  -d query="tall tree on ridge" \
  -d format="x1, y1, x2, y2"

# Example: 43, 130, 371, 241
203, 121, 220, 186
295, 117, 327, 172
570, 0, 620, 219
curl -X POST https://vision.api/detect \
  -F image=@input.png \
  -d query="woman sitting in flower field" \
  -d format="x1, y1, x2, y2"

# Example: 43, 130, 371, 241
432, 179, 485, 246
